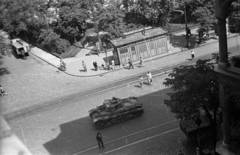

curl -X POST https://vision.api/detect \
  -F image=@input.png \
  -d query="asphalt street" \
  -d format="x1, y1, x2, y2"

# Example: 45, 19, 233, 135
5, 45, 240, 122
5, 36, 240, 155
1, 35, 240, 121
9, 73, 192, 155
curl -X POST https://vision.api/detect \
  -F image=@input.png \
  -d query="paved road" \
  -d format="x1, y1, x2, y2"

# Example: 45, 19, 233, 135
1, 35, 240, 121
8, 41, 240, 154
5, 45, 240, 121
9, 72, 194, 155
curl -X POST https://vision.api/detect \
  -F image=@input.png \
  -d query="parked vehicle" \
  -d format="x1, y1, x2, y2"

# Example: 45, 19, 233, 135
12, 38, 30, 59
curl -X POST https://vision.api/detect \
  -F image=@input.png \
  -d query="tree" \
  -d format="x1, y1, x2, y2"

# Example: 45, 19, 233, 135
164, 59, 220, 124
178, 0, 216, 32
0, 32, 11, 55
39, 29, 70, 55
163, 57, 232, 151
0, 0, 49, 41
56, 0, 93, 44
127, 0, 174, 27
89, 1, 126, 50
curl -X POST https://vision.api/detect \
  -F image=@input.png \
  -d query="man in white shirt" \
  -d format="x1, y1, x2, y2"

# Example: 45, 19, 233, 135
147, 71, 152, 85
191, 50, 195, 59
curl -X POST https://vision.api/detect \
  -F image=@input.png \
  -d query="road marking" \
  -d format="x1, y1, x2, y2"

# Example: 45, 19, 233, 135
102, 127, 180, 155
73, 119, 177, 155
19, 125, 28, 149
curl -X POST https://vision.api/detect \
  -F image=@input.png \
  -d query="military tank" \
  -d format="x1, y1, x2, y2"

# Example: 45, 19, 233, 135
89, 96, 144, 129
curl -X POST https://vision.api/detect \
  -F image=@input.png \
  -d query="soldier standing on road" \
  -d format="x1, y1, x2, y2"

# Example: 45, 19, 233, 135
191, 50, 195, 60
96, 132, 105, 148
128, 59, 134, 69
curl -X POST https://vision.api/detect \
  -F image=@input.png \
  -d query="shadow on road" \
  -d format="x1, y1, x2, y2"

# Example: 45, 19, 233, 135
170, 34, 199, 49
43, 88, 199, 155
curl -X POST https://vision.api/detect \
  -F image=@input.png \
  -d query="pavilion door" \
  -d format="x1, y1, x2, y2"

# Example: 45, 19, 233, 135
119, 47, 129, 65
155, 38, 163, 55
137, 42, 149, 59
161, 37, 168, 53
130, 46, 138, 62
149, 40, 156, 56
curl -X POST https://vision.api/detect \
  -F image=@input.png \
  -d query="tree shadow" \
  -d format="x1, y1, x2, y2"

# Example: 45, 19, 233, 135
170, 34, 199, 49
43, 88, 210, 155
0, 57, 10, 76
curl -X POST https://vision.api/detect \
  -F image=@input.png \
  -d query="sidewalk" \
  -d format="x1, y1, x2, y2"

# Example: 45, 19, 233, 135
30, 27, 239, 77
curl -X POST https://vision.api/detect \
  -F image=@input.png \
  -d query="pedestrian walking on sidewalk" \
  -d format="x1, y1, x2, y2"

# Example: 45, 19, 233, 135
191, 50, 195, 60
96, 132, 105, 148
82, 61, 87, 72
139, 76, 144, 88
147, 71, 153, 85
128, 59, 134, 69
139, 57, 144, 67
111, 59, 115, 69
93, 61, 98, 71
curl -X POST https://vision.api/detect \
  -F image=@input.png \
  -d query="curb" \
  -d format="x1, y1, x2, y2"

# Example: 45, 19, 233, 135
58, 33, 240, 77
30, 32, 239, 78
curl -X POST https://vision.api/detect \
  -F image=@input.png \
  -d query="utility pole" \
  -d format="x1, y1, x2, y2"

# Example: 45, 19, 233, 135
184, 1, 190, 48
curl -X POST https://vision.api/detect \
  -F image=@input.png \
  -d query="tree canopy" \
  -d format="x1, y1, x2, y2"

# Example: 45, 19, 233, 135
39, 29, 70, 54
0, 0, 49, 40
126, 0, 173, 27
0, 0, 175, 54
163, 59, 219, 122
178, 0, 216, 31
57, 0, 93, 44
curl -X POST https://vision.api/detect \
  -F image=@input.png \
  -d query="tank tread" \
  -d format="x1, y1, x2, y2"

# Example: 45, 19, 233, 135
95, 109, 143, 129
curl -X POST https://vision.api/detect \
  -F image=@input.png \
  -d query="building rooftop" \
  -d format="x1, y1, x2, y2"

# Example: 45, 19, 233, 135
111, 27, 167, 47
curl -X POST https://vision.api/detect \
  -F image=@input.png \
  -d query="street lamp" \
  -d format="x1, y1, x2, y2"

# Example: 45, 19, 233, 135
103, 42, 109, 70
184, 2, 190, 48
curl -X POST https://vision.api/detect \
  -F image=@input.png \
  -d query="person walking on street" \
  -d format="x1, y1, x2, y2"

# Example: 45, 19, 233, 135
128, 59, 134, 69
139, 57, 144, 67
191, 50, 195, 60
147, 71, 153, 85
139, 76, 143, 88
96, 132, 105, 148
93, 61, 98, 71
82, 61, 87, 72
177, 149, 185, 155
111, 59, 115, 69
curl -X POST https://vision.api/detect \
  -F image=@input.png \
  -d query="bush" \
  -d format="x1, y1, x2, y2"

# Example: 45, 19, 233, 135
39, 29, 70, 54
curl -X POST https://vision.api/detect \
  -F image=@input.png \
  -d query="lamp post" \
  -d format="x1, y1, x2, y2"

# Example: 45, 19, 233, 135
103, 42, 109, 69
184, 2, 190, 48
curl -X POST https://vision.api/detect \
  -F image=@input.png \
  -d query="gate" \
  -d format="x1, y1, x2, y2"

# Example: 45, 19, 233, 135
119, 48, 129, 65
